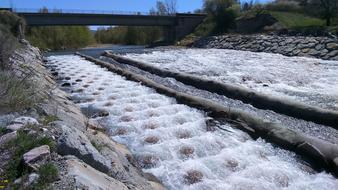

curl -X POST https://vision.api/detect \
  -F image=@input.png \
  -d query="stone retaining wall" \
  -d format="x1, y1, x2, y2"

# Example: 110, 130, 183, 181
193, 34, 338, 60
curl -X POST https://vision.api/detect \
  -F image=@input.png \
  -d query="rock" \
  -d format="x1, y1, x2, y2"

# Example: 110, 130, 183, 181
326, 43, 338, 50
184, 170, 203, 185
144, 136, 160, 144
180, 146, 194, 157
23, 145, 51, 170
331, 56, 338, 61
137, 154, 159, 169
327, 50, 338, 57
66, 157, 128, 190
51, 72, 58, 76
5, 123, 24, 132
308, 49, 321, 56
11, 117, 39, 126
301, 48, 310, 53
0, 131, 17, 146
61, 82, 71, 87
81, 105, 109, 118
27, 173, 40, 185
315, 44, 324, 51
57, 124, 111, 173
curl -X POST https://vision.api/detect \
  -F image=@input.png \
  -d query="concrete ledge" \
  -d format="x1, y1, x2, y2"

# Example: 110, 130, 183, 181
102, 51, 338, 129
77, 52, 338, 177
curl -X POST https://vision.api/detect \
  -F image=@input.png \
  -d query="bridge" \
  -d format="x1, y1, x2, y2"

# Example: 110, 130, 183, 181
12, 9, 206, 43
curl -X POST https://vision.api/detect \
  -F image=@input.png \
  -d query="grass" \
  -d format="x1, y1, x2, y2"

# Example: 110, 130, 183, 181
4, 129, 55, 181
42, 115, 59, 125
0, 71, 41, 113
270, 11, 325, 28
33, 163, 59, 188
91, 140, 108, 152
0, 127, 7, 136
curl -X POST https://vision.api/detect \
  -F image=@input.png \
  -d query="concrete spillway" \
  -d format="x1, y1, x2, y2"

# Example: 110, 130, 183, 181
47, 55, 338, 190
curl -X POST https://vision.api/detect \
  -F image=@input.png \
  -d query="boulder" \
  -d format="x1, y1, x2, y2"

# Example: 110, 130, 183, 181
184, 170, 203, 185
14, 173, 40, 186
66, 158, 128, 190
81, 105, 109, 118
5, 123, 24, 132
11, 117, 39, 126
23, 145, 51, 170
0, 131, 17, 146
326, 42, 338, 50
57, 124, 111, 173
327, 50, 338, 57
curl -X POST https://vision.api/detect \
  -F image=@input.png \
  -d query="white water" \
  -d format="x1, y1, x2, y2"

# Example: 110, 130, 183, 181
48, 55, 338, 190
124, 49, 338, 110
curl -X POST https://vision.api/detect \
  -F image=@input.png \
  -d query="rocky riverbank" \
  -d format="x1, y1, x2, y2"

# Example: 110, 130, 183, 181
193, 34, 338, 60
0, 42, 164, 189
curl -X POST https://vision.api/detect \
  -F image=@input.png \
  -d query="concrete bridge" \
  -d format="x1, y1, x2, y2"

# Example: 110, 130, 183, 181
16, 11, 206, 43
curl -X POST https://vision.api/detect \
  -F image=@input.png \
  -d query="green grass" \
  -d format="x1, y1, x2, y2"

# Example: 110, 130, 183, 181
0, 71, 41, 113
4, 129, 56, 180
0, 127, 7, 136
34, 163, 59, 188
270, 11, 325, 28
42, 115, 59, 125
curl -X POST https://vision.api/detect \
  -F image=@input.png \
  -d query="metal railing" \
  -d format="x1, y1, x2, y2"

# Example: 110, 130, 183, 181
12, 8, 174, 16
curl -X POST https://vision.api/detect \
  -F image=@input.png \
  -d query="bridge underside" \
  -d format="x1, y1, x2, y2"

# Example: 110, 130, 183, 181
19, 13, 206, 43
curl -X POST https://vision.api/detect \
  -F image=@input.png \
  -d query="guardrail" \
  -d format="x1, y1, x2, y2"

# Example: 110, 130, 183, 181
12, 8, 171, 16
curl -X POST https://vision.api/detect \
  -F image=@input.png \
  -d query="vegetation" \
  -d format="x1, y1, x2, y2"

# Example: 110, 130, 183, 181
302, 0, 338, 26
203, 0, 240, 34
26, 26, 95, 50
270, 11, 325, 28
33, 163, 59, 188
94, 0, 176, 45
4, 129, 55, 181
0, 71, 42, 113
95, 26, 163, 45
0, 11, 23, 70
42, 115, 59, 126
0, 127, 6, 136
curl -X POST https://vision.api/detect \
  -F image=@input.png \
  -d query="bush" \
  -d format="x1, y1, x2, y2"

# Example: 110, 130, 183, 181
0, 11, 25, 37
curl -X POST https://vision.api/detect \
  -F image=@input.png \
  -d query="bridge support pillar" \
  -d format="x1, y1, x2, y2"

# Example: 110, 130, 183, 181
163, 26, 176, 44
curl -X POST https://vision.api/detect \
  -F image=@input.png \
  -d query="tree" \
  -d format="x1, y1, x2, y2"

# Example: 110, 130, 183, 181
203, 0, 239, 33
316, 0, 338, 26
155, 0, 177, 15
297, 0, 337, 26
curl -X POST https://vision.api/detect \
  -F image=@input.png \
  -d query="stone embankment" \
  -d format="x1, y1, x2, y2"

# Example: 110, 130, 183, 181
0, 42, 163, 189
194, 34, 338, 60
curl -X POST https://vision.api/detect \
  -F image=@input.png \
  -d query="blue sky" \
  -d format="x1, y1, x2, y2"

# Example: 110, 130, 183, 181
1, 0, 272, 13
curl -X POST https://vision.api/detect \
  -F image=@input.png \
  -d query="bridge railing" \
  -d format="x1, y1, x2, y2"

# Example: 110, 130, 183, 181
12, 8, 176, 16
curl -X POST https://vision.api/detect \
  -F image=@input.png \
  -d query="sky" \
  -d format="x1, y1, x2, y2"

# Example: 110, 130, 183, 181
0, 0, 272, 13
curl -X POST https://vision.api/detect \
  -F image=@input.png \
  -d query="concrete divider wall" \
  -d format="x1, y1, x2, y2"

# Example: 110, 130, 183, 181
77, 52, 338, 177
102, 51, 338, 128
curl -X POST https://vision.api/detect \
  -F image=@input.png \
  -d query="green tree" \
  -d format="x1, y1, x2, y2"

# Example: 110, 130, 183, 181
203, 0, 239, 33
